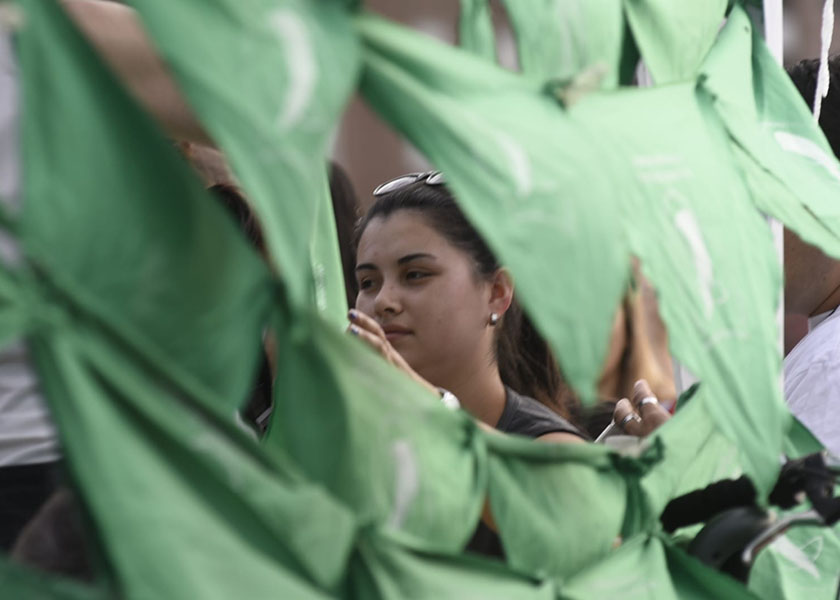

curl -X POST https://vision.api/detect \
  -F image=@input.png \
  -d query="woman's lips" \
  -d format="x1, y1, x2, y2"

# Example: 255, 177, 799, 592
383, 326, 412, 342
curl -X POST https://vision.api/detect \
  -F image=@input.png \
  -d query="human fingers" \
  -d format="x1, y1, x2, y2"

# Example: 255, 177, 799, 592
613, 398, 643, 436
348, 309, 387, 340
631, 379, 670, 433
349, 323, 438, 395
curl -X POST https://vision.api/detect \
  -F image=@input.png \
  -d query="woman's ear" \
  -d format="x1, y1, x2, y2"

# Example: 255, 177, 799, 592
488, 268, 514, 317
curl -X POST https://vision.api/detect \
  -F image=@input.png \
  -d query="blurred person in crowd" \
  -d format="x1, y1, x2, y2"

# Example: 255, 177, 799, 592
187, 147, 359, 435
0, 1, 213, 550
783, 56, 840, 456
597, 265, 677, 404
207, 181, 273, 435
584, 266, 677, 438
202, 157, 360, 434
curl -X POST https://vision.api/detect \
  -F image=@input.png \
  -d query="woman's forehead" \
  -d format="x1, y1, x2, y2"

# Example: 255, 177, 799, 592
357, 211, 451, 259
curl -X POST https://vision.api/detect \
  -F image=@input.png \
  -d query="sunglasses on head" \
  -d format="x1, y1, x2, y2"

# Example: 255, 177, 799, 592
372, 171, 446, 197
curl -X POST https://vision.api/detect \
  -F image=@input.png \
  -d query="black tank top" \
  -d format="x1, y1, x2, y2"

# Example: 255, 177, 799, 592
494, 387, 580, 438
465, 387, 582, 557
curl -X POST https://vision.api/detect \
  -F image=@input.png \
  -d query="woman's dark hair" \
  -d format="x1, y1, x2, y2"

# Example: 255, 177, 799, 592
788, 56, 840, 157
209, 183, 265, 252
329, 162, 361, 309
354, 179, 577, 419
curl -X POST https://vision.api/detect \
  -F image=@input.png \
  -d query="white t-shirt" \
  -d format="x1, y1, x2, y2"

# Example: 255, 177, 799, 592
0, 26, 59, 467
784, 308, 840, 456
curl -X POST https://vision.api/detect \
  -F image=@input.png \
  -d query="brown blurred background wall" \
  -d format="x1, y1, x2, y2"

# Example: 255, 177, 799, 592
333, 0, 508, 210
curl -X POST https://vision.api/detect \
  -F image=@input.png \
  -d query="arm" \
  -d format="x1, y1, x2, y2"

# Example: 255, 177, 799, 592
537, 431, 585, 444
60, 0, 211, 144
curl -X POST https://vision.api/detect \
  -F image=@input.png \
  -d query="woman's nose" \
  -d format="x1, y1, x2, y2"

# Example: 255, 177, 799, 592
373, 281, 401, 315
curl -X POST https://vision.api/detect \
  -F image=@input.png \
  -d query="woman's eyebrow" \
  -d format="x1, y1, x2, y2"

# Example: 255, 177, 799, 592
398, 253, 436, 265
356, 253, 436, 271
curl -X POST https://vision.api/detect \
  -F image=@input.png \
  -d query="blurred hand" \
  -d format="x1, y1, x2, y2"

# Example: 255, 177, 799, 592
612, 379, 671, 437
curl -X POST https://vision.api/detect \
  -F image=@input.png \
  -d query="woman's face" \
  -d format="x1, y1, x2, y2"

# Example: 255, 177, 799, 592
355, 210, 497, 385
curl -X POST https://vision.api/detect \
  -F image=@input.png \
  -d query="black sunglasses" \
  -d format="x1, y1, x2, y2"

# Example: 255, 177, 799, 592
372, 171, 446, 197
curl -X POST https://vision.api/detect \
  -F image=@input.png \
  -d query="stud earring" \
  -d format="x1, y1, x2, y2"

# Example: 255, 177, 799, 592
489, 312, 499, 326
